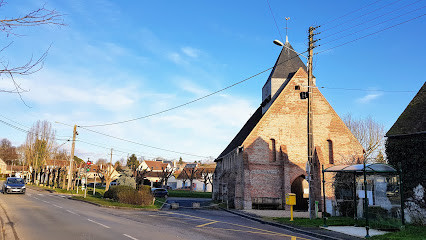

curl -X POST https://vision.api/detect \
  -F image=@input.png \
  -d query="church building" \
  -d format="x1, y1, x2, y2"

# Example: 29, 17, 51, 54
212, 40, 364, 210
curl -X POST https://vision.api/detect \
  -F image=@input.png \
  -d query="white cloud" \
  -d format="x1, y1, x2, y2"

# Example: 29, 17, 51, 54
168, 52, 187, 65
357, 92, 383, 104
181, 47, 201, 58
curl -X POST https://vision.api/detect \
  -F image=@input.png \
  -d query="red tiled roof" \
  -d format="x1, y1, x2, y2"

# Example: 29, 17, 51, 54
144, 160, 168, 170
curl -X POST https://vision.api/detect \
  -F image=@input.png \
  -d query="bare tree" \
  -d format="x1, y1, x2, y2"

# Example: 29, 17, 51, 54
24, 120, 56, 178
0, 138, 18, 165
96, 158, 108, 166
158, 166, 174, 188
101, 163, 117, 192
342, 114, 385, 162
200, 167, 214, 192
0, 1, 64, 104
182, 167, 198, 192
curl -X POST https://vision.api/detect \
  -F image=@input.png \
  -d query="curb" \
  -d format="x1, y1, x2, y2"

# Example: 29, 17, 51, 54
221, 208, 361, 240
68, 197, 160, 211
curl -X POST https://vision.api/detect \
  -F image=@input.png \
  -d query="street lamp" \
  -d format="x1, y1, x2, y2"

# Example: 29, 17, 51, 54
273, 39, 284, 47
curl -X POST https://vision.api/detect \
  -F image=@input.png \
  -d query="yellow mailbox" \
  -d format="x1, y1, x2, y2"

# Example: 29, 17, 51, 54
285, 193, 296, 221
286, 193, 296, 205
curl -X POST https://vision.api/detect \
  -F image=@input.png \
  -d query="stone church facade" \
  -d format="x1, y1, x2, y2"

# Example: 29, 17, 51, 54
213, 41, 364, 210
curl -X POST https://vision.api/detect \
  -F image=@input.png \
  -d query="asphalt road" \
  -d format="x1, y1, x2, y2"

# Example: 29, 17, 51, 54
0, 186, 320, 240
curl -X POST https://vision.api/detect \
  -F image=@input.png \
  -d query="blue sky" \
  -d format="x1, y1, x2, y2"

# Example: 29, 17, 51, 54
0, 0, 424, 162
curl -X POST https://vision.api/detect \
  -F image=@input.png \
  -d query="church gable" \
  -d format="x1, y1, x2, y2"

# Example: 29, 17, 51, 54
243, 67, 363, 165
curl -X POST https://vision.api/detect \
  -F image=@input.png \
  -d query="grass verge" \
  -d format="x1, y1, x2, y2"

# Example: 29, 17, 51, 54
71, 195, 163, 209
270, 217, 425, 239
168, 190, 212, 198
370, 225, 426, 239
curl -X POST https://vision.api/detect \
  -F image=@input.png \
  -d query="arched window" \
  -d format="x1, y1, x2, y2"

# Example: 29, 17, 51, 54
271, 138, 276, 162
327, 140, 334, 164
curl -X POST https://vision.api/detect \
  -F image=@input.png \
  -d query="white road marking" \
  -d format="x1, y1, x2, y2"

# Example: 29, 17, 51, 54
37, 194, 43, 196
33, 197, 40, 200
123, 234, 138, 240
87, 219, 110, 229
66, 210, 80, 216
53, 204, 63, 209
27, 193, 32, 196
42, 200, 50, 204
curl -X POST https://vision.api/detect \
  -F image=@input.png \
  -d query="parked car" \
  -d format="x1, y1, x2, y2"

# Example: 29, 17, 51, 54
151, 188, 169, 198
2, 177, 26, 194
87, 183, 102, 188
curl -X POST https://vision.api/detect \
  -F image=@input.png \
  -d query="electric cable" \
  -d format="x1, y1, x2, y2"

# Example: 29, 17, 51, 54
318, 5, 426, 47
320, 0, 404, 33
315, 13, 426, 55
266, 0, 284, 42
78, 50, 308, 128
319, 0, 423, 41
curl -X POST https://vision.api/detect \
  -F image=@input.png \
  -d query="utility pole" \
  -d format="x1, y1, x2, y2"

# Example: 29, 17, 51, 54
307, 26, 317, 220
67, 125, 77, 191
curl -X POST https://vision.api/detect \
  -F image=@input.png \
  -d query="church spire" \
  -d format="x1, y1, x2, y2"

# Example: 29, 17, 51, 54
285, 17, 290, 43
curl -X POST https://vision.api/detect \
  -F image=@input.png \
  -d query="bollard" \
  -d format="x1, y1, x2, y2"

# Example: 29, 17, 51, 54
171, 203, 179, 209
192, 202, 201, 209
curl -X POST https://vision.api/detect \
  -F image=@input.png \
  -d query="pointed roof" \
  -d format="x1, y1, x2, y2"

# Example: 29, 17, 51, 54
268, 42, 307, 80
386, 82, 426, 136
216, 106, 263, 160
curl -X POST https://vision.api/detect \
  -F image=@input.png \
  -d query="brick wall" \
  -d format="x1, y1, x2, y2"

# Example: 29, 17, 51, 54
214, 67, 364, 210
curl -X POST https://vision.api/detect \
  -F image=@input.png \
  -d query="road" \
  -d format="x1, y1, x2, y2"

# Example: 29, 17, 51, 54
0, 187, 319, 240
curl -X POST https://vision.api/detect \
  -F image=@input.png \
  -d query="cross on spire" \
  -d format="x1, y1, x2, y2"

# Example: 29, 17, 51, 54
285, 17, 290, 43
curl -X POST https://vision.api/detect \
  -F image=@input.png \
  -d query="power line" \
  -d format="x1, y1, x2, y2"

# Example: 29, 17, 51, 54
76, 138, 161, 159
315, 13, 426, 55
0, 113, 30, 129
77, 126, 209, 158
320, 0, 385, 26
55, 121, 210, 158
266, 0, 284, 43
78, 51, 308, 128
316, 86, 417, 93
319, 0, 423, 41
320, 0, 404, 33
318, 5, 426, 47
0, 119, 29, 134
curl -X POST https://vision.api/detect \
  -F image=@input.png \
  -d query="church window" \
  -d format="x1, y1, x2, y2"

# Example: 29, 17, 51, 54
271, 138, 276, 162
295, 85, 300, 90
327, 140, 334, 164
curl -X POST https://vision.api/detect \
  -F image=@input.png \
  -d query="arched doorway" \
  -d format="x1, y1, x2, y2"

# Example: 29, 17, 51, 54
291, 175, 309, 210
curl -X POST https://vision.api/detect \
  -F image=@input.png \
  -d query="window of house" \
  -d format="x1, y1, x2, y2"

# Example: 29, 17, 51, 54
295, 85, 300, 90
327, 140, 334, 164
271, 138, 276, 162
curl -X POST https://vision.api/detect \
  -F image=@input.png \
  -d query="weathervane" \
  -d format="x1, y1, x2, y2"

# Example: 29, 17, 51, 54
285, 17, 290, 43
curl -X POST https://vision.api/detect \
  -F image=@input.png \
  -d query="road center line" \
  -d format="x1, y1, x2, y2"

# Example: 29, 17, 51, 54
87, 219, 110, 229
196, 221, 218, 227
123, 234, 138, 240
42, 200, 50, 204
53, 204, 63, 209
66, 210, 80, 216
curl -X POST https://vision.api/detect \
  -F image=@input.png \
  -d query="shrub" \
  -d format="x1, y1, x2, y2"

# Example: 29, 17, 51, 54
103, 185, 153, 205
104, 185, 134, 201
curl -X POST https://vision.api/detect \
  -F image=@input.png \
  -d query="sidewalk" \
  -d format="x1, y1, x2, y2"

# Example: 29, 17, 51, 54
223, 209, 362, 240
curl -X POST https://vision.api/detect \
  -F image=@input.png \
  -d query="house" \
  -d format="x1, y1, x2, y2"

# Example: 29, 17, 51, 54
213, 40, 364, 210
137, 160, 172, 187
386, 81, 425, 223
174, 164, 215, 192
